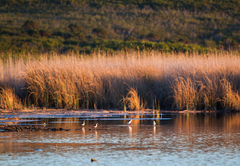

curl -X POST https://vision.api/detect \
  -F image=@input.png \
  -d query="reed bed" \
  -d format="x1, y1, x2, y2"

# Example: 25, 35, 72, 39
0, 51, 240, 111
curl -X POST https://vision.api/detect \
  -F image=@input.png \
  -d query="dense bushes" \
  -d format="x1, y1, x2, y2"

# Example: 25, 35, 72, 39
2, 0, 240, 14
0, 0, 239, 54
22, 21, 39, 30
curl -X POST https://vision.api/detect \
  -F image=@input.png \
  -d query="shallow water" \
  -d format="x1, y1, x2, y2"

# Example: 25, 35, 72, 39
0, 112, 240, 165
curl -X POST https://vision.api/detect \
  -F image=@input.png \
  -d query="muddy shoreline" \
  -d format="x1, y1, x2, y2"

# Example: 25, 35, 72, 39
0, 108, 226, 116
0, 125, 71, 132
0, 109, 233, 132
0, 125, 103, 132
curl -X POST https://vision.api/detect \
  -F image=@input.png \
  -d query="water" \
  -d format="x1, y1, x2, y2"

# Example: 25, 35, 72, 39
0, 112, 240, 165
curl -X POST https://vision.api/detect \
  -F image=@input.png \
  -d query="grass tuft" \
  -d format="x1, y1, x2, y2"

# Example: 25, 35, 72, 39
124, 87, 143, 110
0, 87, 22, 110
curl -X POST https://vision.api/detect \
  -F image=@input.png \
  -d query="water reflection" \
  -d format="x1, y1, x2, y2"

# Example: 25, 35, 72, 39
153, 126, 156, 136
82, 127, 85, 135
128, 126, 132, 137
95, 130, 98, 141
0, 112, 240, 165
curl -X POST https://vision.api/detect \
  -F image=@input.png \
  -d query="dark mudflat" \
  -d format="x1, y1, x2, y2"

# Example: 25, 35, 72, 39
0, 125, 70, 132
0, 125, 109, 132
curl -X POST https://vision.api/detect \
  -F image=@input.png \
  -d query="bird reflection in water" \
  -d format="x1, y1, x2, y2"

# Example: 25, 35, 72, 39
128, 126, 132, 138
153, 126, 156, 136
153, 120, 156, 136
95, 130, 98, 140
82, 127, 85, 135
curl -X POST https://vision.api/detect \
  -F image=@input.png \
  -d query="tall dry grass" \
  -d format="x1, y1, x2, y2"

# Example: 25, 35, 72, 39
0, 87, 22, 110
1, 51, 240, 111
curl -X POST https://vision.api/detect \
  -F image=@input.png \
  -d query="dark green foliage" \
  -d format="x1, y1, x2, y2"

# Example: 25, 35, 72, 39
0, 28, 17, 36
7, 20, 14, 24
68, 24, 82, 32
92, 28, 107, 38
22, 20, 39, 30
0, 0, 239, 54
125, 36, 137, 41
2, 0, 240, 14
75, 32, 86, 41
39, 30, 52, 37
145, 33, 161, 42
52, 31, 73, 39
26, 29, 39, 37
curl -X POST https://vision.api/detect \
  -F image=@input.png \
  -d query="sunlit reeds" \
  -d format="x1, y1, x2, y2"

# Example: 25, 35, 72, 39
0, 87, 22, 110
124, 86, 143, 110
0, 51, 240, 111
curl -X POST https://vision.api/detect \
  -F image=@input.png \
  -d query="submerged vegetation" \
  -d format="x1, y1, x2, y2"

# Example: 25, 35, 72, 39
0, 0, 240, 54
1, 51, 240, 111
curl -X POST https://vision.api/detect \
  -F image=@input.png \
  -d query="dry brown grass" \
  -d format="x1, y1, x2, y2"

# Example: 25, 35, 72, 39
124, 86, 143, 110
0, 87, 22, 110
0, 51, 240, 111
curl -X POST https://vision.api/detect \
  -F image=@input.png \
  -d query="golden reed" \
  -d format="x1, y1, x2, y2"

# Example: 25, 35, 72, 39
0, 51, 240, 111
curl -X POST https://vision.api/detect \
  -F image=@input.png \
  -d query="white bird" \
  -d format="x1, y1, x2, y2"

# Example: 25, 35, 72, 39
153, 121, 156, 126
81, 120, 85, 126
127, 119, 132, 125
92, 123, 98, 129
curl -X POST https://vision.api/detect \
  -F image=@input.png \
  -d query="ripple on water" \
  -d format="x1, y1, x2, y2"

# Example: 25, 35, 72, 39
0, 113, 240, 165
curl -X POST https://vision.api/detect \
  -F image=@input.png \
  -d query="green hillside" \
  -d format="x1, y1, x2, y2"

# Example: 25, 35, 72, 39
0, 0, 239, 54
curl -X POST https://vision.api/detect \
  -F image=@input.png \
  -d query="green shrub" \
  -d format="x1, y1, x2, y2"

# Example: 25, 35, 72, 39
64, 38, 79, 45
145, 33, 161, 42
26, 29, 39, 37
52, 31, 73, 39
7, 20, 15, 24
22, 20, 39, 30
204, 40, 217, 48
92, 28, 107, 38
39, 30, 52, 37
67, 24, 82, 32
75, 32, 86, 41
61, 45, 80, 53
125, 36, 137, 41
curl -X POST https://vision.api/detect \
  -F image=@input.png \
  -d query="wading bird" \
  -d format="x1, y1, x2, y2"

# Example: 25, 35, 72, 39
92, 123, 98, 129
81, 120, 85, 126
153, 121, 156, 126
127, 119, 132, 125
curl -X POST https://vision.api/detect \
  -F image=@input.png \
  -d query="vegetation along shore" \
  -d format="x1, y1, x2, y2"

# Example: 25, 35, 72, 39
0, 51, 240, 111
0, 1, 239, 112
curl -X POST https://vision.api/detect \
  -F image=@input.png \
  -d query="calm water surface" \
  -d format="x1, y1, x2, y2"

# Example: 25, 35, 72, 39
0, 112, 240, 166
